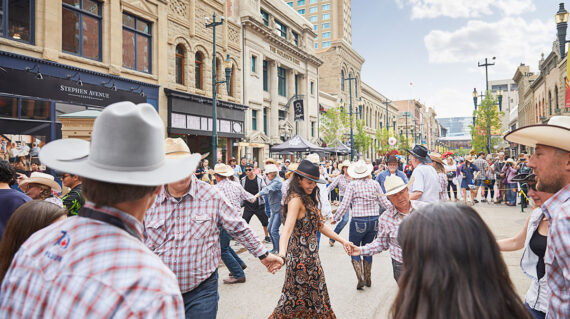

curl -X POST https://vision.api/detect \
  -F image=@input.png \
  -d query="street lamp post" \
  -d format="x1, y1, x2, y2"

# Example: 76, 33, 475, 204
478, 57, 495, 93
384, 98, 391, 132
556, 3, 569, 58
341, 75, 359, 160
206, 13, 232, 166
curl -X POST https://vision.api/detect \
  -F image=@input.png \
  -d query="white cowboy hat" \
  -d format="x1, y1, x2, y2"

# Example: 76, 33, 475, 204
339, 160, 351, 170
506, 158, 517, 165
305, 153, 320, 164
347, 160, 373, 179
504, 116, 570, 152
20, 172, 61, 193
39, 102, 201, 186
213, 163, 234, 177
264, 164, 279, 174
383, 175, 408, 196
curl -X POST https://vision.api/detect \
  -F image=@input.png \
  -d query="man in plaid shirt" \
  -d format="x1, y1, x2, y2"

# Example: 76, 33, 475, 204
505, 116, 570, 318
350, 175, 427, 283
472, 152, 489, 203
144, 139, 283, 319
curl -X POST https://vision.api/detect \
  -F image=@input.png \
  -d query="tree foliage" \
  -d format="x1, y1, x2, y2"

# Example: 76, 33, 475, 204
354, 119, 373, 154
320, 106, 349, 145
470, 92, 503, 153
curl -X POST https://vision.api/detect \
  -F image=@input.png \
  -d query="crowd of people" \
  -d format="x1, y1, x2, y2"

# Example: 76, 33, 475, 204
0, 101, 567, 319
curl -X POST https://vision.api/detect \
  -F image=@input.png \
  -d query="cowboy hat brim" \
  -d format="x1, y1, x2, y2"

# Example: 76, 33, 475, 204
504, 124, 570, 152
382, 177, 414, 197
20, 177, 62, 193
291, 169, 326, 184
40, 139, 202, 186
347, 164, 373, 179
405, 149, 432, 163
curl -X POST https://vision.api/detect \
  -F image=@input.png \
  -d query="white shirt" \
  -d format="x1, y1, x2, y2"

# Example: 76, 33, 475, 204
410, 163, 440, 203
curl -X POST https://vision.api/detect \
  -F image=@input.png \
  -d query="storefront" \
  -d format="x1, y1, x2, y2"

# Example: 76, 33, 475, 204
165, 88, 247, 163
0, 51, 158, 160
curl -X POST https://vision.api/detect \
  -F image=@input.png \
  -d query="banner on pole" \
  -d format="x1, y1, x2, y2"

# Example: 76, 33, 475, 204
566, 42, 570, 108
293, 100, 304, 120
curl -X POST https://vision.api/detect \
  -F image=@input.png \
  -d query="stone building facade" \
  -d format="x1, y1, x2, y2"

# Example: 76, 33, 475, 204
360, 82, 399, 158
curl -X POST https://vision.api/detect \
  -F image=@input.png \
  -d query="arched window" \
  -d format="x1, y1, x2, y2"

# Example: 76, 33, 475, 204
555, 86, 559, 109
195, 52, 203, 89
340, 70, 345, 91
175, 44, 185, 84
548, 91, 552, 115
229, 65, 236, 97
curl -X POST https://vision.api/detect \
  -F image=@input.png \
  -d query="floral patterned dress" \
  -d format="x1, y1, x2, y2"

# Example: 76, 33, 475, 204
269, 205, 336, 319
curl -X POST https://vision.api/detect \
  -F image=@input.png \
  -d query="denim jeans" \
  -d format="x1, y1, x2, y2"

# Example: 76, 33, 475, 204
349, 216, 379, 263
182, 270, 219, 319
331, 196, 349, 244
219, 227, 245, 279
506, 182, 517, 205
263, 195, 271, 217
524, 302, 546, 319
268, 210, 281, 253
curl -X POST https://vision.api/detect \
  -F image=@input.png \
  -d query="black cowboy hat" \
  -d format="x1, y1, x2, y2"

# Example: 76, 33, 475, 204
406, 145, 432, 164
290, 159, 326, 184
511, 172, 535, 183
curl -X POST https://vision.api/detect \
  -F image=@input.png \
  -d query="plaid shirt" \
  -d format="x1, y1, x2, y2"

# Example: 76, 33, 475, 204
213, 178, 255, 211
541, 183, 570, 318
360, 200, 428, 262
334, 179, 391, 221
327, 174, 350, 197
0, 202, 184, 318
472, 157, 489, 180
144, 175, 267, 293
437, 173, 448, 201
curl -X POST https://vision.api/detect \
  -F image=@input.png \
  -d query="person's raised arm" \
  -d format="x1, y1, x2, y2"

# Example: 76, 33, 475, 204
497, 215, 530, 251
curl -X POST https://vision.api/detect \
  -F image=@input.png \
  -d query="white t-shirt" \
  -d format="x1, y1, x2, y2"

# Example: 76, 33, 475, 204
410, 163, 440, 203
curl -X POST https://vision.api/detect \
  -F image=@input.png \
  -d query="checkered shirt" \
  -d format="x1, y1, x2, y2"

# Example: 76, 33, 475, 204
327, 174, 350, 197
0, 202, 184, 318
144, 175, 267, 293
541, 183, 570, 318
213, 178, 255, 211
281, 178, 290, 206
437, 173, 449, 201
334, 179, 391, 221
472, 158, 489, 180
360, 200, 428, 262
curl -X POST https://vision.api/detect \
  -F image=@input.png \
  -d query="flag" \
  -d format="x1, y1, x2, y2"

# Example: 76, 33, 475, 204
293, 100, 304, 121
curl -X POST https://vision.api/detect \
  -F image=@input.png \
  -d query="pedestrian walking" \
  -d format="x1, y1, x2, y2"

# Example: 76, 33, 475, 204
482, 156, 496, 203
145, 138, 282, 318
444, 155, 458, 201
269, 160, 350, 319
502, 158, 518, 206
494, 152, 507, 203
241, 162, 270, 242
327, 159, 351, 247
0, 102, 193, 317
472, 152, 489, 203
406, 145, 440, 203
391, 202, 532, 319
256, 164, 283, 253
333, 160, 390, 290
505, 115, 570, 318
429, 153, 448, 201
460, 156, 479, 205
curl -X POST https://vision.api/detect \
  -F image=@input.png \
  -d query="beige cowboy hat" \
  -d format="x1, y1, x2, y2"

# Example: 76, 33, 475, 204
429, 152, 445, 165
165, 138, 194, 159
20, 172, 62, 193
464, 155, 474, 162
40, 102, 201, 186
338, 160, 351, 170
506, 158, 517, 165
213, 163, 234, 177
348, 160, 373, 179
383, 175, 409, 196
305, 153, 320, 164
264, 164, 279, 174
264, 158, 277, 165
504, 116, 570, 152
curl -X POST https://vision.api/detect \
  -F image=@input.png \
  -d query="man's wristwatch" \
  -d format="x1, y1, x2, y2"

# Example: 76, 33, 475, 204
278, 254, 287, 263
258, 252, 269, 260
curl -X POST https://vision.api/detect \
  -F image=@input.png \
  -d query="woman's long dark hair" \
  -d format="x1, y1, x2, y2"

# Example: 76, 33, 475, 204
282, 174, 322, 224
0, 201, 66, 282
391, 202, 531, 319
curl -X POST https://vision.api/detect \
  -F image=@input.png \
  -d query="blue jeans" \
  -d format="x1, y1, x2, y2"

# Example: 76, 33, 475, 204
263, 195, 271, 217
182, 270, 219, 319
268, 210, 281, 253
219, 227, 245, 279
524, 302, 545, 319
506, 182, 517, 205
331, 196, 349, 244
349, 216, 379, 263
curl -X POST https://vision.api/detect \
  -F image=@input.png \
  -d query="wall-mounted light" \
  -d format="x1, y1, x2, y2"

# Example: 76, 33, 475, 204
101, 79, 118, 91
66, 72, 83, 86
25, 64, 43, 80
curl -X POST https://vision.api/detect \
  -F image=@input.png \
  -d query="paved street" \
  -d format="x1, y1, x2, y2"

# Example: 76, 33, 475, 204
218, 202, 532, 319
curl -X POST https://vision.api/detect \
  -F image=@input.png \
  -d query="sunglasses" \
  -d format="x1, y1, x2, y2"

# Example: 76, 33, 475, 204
245, 168, 252, 171
58, 174, 71, 179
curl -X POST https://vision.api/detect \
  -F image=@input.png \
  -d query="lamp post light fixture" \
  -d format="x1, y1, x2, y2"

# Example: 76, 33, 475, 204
556, 3, 569, 58
341, 74, 359, 161
206, 12, 232, 166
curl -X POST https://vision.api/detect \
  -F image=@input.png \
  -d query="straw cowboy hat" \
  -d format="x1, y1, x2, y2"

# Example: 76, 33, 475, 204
264, 158, 277, 165
20, 172, 61, 193
382, 175, 412, 196
39, 102, 201, 186
339, 160, 351, 170
464, 155, 474, 163
504, 116, 570, 152
285, 163, 299, 179
305, 153, 320, 164
348, 160, 373, 179
506, 158, 517, 165
165, 138, 193, 159
406, 145, 432, 164
213, 163, 234, 177
264, 164, 279, 174
291, 160, 326, 183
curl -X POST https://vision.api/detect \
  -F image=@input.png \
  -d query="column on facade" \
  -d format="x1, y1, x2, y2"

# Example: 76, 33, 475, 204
269, 60, 279, 141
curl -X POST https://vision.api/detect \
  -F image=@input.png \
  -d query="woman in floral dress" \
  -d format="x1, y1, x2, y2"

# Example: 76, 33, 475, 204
269, 160, 351, 319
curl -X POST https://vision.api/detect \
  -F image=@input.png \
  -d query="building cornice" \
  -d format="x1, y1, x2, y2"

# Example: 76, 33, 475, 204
317, 40, 365, 66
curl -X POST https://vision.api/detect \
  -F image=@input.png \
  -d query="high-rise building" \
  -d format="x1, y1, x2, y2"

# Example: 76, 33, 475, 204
488, 79, 518, 135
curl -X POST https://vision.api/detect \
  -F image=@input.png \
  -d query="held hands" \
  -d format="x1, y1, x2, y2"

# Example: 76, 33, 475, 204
343, 242, 361, 256
260, 253, 284, 274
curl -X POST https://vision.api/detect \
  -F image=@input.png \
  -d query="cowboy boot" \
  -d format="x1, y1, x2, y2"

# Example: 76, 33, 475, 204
363, 260, 372, 287
351, 259, 365, 290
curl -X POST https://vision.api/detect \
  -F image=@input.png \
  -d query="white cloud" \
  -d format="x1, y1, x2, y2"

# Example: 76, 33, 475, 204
424, 17, 553, 74
398, 0, 535, 19
425, 87, 475, 118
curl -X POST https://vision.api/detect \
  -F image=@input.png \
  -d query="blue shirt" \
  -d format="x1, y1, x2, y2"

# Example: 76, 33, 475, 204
258, 176, 283, 214
375, 169, 409, 193
0, 188, 32, 238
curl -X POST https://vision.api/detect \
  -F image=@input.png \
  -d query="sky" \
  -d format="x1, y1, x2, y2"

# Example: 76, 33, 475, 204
351, 0, 559, 118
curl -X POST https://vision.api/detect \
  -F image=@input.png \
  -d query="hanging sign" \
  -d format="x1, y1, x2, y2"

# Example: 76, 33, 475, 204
293, 100, 304, 121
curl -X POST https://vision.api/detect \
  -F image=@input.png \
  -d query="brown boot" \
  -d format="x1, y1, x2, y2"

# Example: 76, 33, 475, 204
351, 259, 365, 290
363, 260, 372, 287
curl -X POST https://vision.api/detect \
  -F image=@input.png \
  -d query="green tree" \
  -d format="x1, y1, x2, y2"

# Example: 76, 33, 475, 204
470, 92, 503, 153
320, 106, 349, 145
398, 134, 411, 154
354, 119, 373, 154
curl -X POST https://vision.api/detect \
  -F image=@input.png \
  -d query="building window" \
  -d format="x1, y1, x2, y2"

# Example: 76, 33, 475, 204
261, 10, 269, 26
309, 6, 317, 13
275, 20, 287, 39
322, 41, 330, 48
322, 22, 330, 29
322, 31, 330, 39
294, 74, 299, 95
287, 1, 293, 6
341, 70, 344, 91
195, 52, 203, 89
175, 44, 184, 84
309, 0, 317, 3
313, 24, 318, 31
314, 42, 318, 49
0, 0, 33, 43
310, 81, 314, 94
279, 110, 286, 121
297, 9, 305, 14
309, 16, 317, 22
297, 0, 305, 5
278, 67, 286, 97
263, 108, 268, 135
292, 32, 299, 46
311, 121, 315, 137
263, 60, 268, 92
321, 4, 330, 10
229, 65, 235, 97
322, 13, 330, 20
122, 13, 151, 73
251, 55, 257, 73
252, 110, 257, 130
62, 0, 101, 60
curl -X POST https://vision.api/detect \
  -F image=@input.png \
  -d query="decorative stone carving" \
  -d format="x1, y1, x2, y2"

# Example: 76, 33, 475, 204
228, 24, 240, 45
169, 0, 188, 18
249, 131, 270, 144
